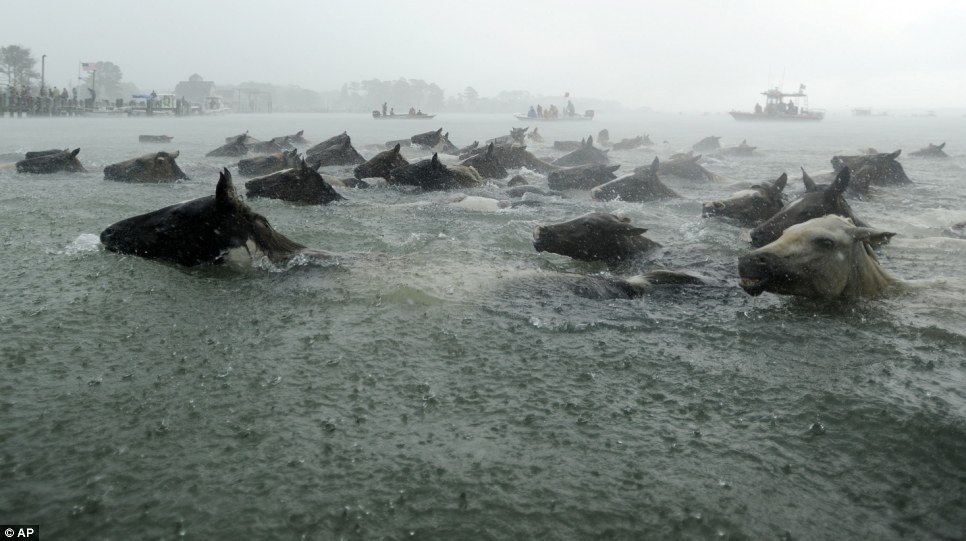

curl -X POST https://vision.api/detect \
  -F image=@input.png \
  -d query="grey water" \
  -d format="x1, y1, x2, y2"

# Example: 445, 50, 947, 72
1, 112, 965, 540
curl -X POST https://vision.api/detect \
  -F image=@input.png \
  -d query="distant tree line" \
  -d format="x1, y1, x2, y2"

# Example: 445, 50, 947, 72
323, 79, 625, 114
331, 78, 446, 113
2, 45, 627, 113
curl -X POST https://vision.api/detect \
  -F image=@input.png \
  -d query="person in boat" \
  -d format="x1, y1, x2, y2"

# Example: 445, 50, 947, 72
754, 102, 762, 114
409, 106, 416, 116
417, 109, 423, 115
528, 106, 537, 118
566, 100, 576, 117
390, 107, 394, 115
382, 102, 388, 116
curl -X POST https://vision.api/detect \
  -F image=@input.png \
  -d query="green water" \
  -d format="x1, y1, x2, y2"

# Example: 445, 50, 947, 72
1, 113, 964, 540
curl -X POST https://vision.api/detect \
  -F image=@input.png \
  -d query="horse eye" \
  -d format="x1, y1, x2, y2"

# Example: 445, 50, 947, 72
813, 237, 835, 249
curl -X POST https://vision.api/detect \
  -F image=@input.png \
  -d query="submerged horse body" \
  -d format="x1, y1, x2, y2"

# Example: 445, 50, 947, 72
104, 151, 188, 183
100, 169, 332, 266
16, 148, 86, 174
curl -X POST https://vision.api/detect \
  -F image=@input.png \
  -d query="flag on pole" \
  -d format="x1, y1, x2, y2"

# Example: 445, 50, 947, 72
81, 62, 97, 73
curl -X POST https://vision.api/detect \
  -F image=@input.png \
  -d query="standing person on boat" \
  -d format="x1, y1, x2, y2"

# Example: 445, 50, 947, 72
417, 109, 423, 115
408, 106, 416, 115
527, 105, 537, 118
382, 102, 388, 116
537, 104, 544, 118
754, 102, 762, 114
566, 100, 575, 117
390, 107, 394, 116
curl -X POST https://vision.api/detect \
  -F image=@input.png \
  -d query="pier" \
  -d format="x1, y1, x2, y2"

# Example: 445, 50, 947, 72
0, 91, 193, 118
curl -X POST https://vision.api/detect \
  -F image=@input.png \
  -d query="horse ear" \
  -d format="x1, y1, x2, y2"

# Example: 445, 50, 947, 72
938, 142, 946, 149
297, 130, 303, 136
343, 136, 352, 147
392, 143, 401, 153
487, 142, 494, 154
587, 135, 594, 146
71, 148, 81, 157
431, 153, 440, 167
772, 172, 788, 192
436, 128, 443, 135
887, 149, 901, 160
801, 167, 818, 191
170, 150, 180, 159
216, 168, 238, 207
828, 167, 851, 197
607, 164, 621, 173
650, 156, 660, 173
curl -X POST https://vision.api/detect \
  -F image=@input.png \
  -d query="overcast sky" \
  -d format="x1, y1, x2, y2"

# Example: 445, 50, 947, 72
5, 0, 964, 111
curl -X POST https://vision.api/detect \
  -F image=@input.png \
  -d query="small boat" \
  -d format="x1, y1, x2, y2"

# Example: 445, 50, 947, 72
139, 135, 173, 143
372, 111, 435, 120
730, 85, 824, 122
198, 95, 231, 115
514, 110, 595, 122
127, 93, 182, 116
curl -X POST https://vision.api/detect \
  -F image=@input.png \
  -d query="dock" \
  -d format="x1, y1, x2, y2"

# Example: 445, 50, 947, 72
0, 92, 192, 118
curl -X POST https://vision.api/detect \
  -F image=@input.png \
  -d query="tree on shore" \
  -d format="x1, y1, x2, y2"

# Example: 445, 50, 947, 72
82, 61, 125, 99
0, 45, 39, 89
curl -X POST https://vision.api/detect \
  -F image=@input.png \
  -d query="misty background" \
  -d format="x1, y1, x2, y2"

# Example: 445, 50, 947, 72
3, 0, 965, 114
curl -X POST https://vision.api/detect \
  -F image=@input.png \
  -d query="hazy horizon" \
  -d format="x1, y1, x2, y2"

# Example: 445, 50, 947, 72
5, 0, 965, 112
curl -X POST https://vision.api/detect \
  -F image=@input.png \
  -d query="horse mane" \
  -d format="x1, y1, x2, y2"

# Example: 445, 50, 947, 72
843, 240, 899, 298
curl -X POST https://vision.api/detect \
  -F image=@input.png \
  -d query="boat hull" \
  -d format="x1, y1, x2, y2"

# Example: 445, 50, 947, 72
372, 112, 435, 120
730, 111, 824, 122
513, 114, 592, 122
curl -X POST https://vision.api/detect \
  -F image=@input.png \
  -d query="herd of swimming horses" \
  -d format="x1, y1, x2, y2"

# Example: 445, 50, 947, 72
7, 126, 960, 301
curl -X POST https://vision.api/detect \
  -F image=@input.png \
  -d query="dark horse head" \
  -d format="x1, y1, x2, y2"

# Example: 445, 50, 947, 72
100, 168, 312, 266
749, 168, 866, 248
702, 173, 788, 225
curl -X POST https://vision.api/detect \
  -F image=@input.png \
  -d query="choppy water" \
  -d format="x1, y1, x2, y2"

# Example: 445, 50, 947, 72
1, 112, 965, 540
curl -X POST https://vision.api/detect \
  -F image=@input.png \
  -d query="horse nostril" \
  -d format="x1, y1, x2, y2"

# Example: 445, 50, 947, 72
714, 202, 725, 209
755, 255, 769, 265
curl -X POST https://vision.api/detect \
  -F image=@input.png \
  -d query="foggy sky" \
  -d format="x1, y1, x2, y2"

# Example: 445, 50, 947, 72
5, 0, 965, 111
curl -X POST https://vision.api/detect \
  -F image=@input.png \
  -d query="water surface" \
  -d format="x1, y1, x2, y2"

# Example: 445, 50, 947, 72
1, 112, 964, 540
